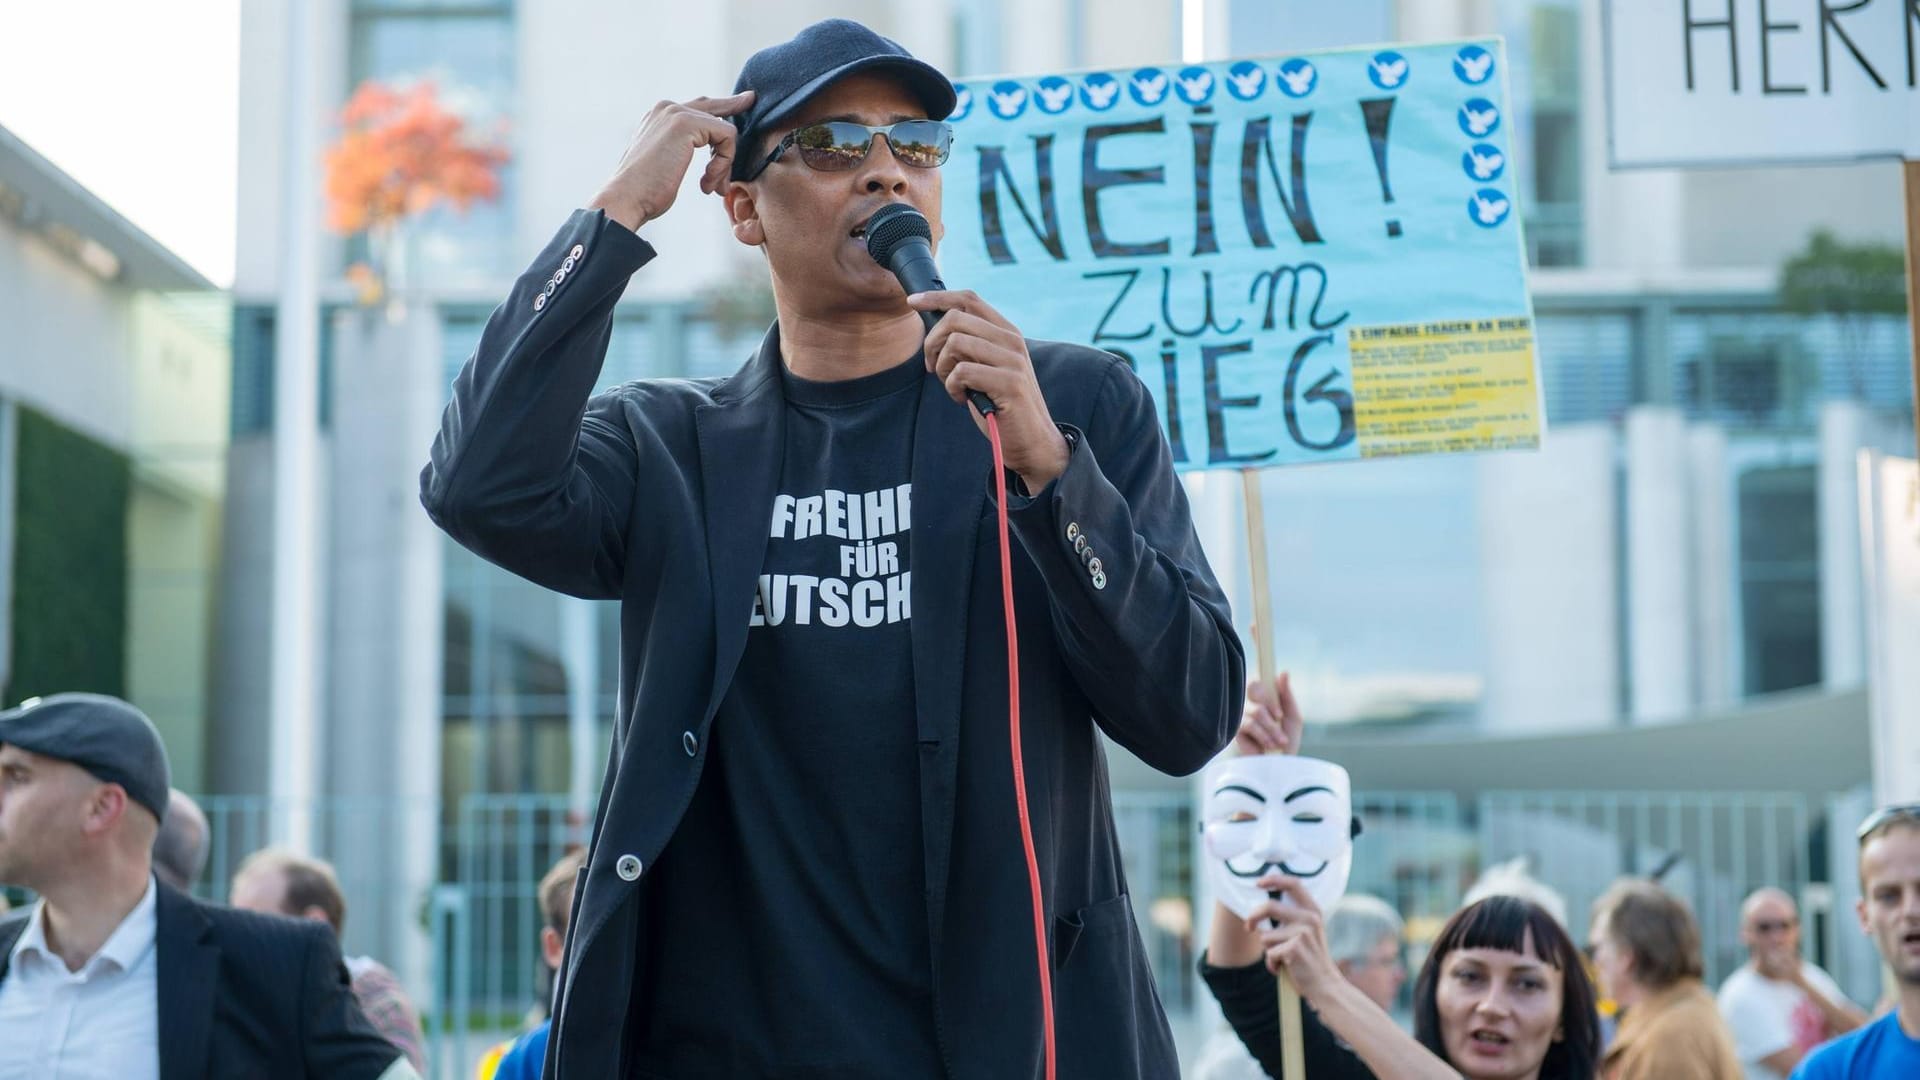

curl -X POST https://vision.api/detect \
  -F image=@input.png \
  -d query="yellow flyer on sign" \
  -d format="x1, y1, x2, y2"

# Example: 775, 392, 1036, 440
1349, 317, 1540, 458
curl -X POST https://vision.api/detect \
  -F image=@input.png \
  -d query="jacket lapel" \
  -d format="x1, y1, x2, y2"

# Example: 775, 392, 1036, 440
693, 326, 787, 725
155, 883, 217, 1080
0, 913, 26, 981
910, 379, 991, 958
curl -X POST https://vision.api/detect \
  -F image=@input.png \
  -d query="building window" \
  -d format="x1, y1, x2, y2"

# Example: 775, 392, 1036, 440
228, 305, 332, 435
1737, 466, 1820, 695
1498, 0, 1583, 267
347, 0, 515, 285
230, 306, 276, 436
1534, 310, 1633, 424
1670, 311, 1817, 430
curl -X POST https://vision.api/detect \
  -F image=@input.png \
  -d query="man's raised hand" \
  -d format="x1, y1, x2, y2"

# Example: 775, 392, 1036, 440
589, 91, 755, 232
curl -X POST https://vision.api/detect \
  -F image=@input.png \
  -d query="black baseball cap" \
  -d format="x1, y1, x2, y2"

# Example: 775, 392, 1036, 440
730, 18, 956, 180
0, 692, 171, 822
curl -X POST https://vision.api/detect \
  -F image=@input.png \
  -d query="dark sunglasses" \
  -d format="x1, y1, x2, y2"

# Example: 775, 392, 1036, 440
750, 119, 953, 178
1858, 803, 1920, 842
1750, 918, 1797, 935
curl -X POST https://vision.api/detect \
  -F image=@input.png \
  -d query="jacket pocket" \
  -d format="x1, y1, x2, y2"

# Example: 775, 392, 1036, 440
1050, 894, 1180, 1079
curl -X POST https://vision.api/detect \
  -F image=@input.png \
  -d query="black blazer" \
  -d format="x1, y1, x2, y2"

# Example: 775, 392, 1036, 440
0, 881, 404, 1080
422, 210, 1246, 1079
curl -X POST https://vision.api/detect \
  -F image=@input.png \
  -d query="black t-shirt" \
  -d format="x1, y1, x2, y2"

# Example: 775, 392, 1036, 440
635, 355, 942, 1079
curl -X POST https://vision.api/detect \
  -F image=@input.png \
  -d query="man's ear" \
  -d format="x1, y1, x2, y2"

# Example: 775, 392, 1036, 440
725, 182, 765, 247
83, 783, 130, 838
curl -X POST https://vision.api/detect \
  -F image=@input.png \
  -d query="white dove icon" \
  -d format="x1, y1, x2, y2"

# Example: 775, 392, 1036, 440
1083, 79, 1119, 108
1463, 104, 1499, 135
1132, 72, 1168, 103
1178, 70, 1213, 100
1456, 51, 1493, 83
990, 86, 1027, 117
952, 86, 972, 117
1038, 82, 1072, 111
1228, 67, 1265, 98
1473, 193, 1510, 224
1279, 63, 1316, 96
1469, 148, 1504, 179
1371, 56, 1408, 87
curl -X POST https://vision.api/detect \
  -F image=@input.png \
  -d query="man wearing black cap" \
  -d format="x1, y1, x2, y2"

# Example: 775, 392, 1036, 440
0, 693, 415, 1079
423, 18, 1242, 1079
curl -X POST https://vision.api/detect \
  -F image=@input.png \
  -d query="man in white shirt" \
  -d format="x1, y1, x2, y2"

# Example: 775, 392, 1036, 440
0, 692, 416, 1080
1717, 886, 1867, 1080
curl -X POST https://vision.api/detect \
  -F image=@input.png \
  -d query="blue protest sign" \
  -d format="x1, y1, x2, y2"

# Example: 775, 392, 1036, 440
940, 40, 1542, 470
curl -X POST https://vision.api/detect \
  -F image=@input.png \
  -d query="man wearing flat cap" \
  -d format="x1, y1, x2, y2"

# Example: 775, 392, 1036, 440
0, 693, 416, 1079
423, 17, 1242, 1078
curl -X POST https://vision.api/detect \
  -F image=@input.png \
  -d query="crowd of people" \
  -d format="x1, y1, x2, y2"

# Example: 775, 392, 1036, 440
1, 682, 1914, 1079
1193, 676, 1920, 1080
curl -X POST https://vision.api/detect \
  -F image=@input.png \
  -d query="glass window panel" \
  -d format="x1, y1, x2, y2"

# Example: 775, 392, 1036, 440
1535, 311, 1633, 424
1498, 0, 1583, 266
348, 11, 515, 284
1738, 466, 1820, 694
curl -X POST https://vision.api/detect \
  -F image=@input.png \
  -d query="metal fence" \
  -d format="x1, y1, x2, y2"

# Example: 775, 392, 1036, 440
159, 785, 1868, 1079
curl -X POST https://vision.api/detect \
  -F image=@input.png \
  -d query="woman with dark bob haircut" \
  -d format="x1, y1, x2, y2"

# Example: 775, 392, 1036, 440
1204, 886, 1603, 1079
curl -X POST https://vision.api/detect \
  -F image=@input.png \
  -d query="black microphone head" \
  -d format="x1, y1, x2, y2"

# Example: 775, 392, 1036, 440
863, 203, 931, 266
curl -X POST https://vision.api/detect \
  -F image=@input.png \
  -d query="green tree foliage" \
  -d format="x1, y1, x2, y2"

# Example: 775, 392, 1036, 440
1778, 230, 1906, 399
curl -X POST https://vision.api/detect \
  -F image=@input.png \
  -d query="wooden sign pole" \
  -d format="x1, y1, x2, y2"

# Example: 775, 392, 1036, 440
1241, 467, 1306, 1080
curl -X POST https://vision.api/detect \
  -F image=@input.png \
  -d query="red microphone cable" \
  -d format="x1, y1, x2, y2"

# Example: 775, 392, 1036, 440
984, 410, 1056, 1080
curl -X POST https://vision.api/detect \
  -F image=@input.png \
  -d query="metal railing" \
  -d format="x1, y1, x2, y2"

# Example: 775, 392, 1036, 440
169, 785, 1862, 1078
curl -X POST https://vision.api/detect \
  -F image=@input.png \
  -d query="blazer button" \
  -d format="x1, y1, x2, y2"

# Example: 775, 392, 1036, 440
1091, 570, 1108, 590
1066, 521, 1080, 542
615, 854, 643, 881
1073, 535, 1089, 556
532, 293, 546, 312
682, 731, 699, 757
569, 243, 584, 261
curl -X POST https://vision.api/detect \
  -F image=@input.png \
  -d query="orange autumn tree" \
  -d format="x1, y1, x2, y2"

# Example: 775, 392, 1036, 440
324, 80, 509, 303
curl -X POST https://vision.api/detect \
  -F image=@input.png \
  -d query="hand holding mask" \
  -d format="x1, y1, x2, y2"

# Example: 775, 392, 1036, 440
1201, 754, 1357, 919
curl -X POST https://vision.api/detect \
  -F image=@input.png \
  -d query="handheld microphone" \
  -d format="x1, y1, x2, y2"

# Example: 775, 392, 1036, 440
864, 203, 995, 416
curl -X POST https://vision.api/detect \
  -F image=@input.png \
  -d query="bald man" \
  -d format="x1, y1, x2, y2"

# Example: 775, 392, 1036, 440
0, 694, 413, 1080
1716, 887, 1866, 1080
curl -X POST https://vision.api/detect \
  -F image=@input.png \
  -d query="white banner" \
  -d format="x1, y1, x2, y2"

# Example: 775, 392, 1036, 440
1860, 451, 1920, 803
1605, 0, 1917, 168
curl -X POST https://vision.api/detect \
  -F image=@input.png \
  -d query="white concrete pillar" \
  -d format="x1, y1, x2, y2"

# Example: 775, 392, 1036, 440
1393, 0, 1473, 43
1005, 0, 1071, 75
1820, 402, 1869, 690
1578, 0, 1686, 272
889, 0, 956, 72
1478, 424, 1619, 732
1689, 424, 1736, 710
562, 597, 601, 824
269, 0, 324, 847
324, 307, 445, 1001
1626, 407, 1694, 723
1860, 452, 1920, 803
521, 0, 733, 300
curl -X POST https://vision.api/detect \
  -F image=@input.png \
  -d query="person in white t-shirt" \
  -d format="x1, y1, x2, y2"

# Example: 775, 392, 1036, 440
1717, 887, 1867, 1079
